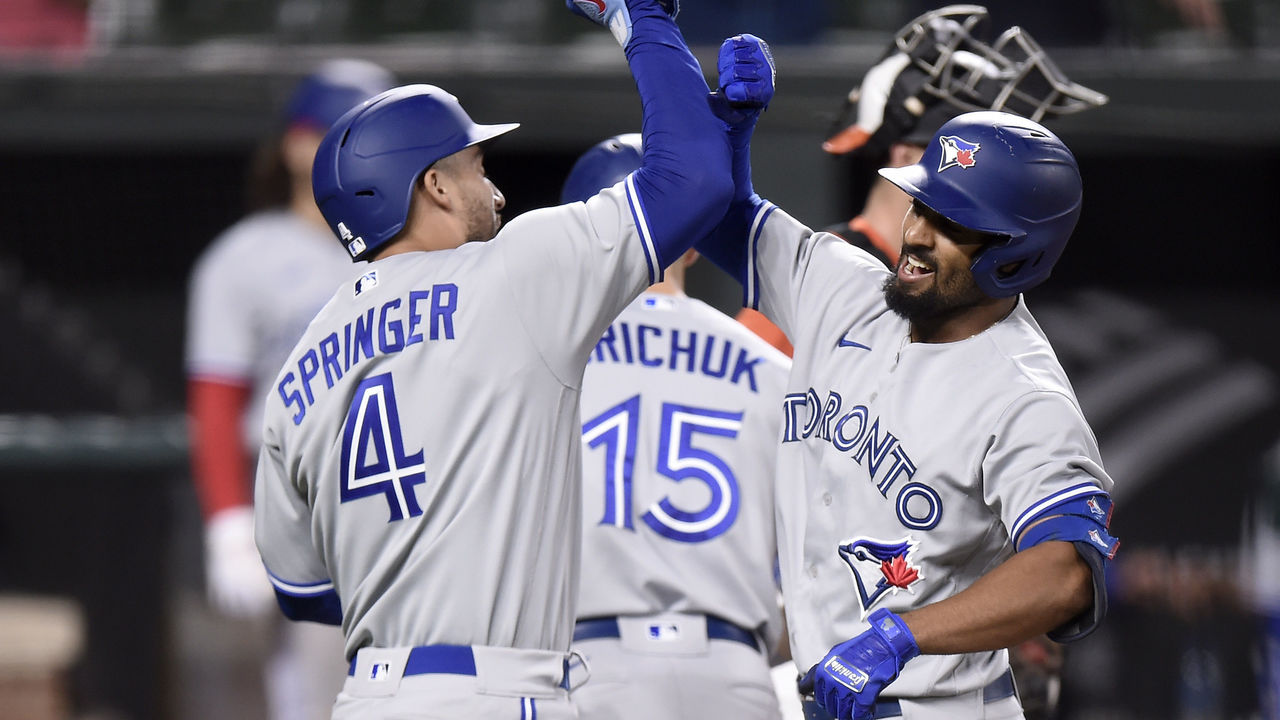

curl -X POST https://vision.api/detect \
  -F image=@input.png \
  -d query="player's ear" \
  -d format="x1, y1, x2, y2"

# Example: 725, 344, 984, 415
420, 167, 454, 211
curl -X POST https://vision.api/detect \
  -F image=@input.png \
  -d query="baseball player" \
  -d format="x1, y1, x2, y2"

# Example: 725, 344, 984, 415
251, 2, 767, 718
560, 133, 791, 720
699, 32, 1120, 720
811, 9, 1110, 715
185, 58, 394, 720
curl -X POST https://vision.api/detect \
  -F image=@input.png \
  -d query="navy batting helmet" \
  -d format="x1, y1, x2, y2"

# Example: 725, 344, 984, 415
878, 110, 1082, 298
285, 59, 396, 133
312, 84, 519, 261
560, 133, 643, 205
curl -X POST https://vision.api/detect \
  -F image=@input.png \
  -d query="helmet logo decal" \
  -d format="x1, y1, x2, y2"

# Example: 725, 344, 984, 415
937, 135, 981, 172
338, 222, 367, 258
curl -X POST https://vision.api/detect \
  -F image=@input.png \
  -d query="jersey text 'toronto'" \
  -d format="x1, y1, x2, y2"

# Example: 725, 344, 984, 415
276, 283, 459, 425
783, 388, 942, 532
589, 321, 768, 393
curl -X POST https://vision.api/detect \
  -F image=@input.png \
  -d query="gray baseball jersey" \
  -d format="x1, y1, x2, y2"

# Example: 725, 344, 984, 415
744, 205, 1113, 697
576, 291, 790, 640
255, 182, 662, 660
187, 210, 354, 449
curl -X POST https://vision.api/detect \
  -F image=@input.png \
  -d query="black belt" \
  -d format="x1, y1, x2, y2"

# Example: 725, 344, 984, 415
573, 615, 761, 653
800, 668, 1017, 719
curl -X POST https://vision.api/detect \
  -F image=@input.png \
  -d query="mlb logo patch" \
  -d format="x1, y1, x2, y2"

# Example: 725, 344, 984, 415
369, 662, 391, 681
647, 623, 681, 641
354, 270, 379, 297
338, 221, 367, 258
937, 135, 981, 172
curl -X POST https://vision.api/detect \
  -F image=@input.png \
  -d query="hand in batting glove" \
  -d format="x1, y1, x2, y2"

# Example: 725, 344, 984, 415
204, 506, 276, 618
566, 0, 679, 48
709, 33, 775, 131
799, 609, 921, 720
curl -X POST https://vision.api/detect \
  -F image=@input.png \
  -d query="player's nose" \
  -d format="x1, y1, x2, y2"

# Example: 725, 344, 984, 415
489, 179, 506, 210
901, 211, 935, 248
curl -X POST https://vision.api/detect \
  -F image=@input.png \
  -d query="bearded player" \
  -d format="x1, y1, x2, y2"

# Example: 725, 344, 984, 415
700, 32, 1119, 720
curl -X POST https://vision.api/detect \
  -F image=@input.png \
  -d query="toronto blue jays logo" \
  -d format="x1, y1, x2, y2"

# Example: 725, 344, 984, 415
838, 536, 924, 618
937, 135, 980, 172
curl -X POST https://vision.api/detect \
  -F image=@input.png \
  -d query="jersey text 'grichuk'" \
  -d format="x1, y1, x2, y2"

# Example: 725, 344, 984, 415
589, 321, 767, 392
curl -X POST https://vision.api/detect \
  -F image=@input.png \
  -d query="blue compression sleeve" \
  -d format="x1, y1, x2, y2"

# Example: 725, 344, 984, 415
692, 115, 770, 301
625, 0, 732, 278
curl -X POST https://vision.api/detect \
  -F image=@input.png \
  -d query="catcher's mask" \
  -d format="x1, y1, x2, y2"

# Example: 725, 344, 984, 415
824, 4, 1108, 158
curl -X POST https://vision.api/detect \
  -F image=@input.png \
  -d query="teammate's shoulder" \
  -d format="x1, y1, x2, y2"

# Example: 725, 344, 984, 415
685, 297, 792, 368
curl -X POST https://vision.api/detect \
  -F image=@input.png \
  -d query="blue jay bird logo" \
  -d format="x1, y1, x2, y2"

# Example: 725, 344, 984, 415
937, 135, 980, 172
838, 536, 924, 618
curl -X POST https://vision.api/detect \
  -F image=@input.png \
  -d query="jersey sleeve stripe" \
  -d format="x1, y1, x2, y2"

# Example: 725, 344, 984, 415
624, 175, 662, 285
1009, 482, 1105, 541
745, 201, 777, 310
266, 569, 336, 597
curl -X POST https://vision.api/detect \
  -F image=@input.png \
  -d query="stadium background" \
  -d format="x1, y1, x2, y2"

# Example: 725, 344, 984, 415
0, 1, 1277, 718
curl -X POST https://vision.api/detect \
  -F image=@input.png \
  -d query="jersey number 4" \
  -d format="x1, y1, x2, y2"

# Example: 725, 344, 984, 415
339, 373, 426, 522
582, 395, 743, 543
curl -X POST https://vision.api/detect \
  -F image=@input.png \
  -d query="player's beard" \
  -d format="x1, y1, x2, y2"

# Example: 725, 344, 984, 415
882, 266, 988, 324
462, 190, 501, 244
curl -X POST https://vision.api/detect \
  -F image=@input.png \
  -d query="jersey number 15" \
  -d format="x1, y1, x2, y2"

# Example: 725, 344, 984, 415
582, 395, 743, 543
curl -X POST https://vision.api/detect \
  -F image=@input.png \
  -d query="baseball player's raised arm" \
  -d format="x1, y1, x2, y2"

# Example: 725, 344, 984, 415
253, 432, 341, 625
498, 0, 731, 379
696, 35, 889, 343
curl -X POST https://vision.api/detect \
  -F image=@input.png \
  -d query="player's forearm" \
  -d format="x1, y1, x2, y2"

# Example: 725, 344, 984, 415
624, 0, 732, 267
188, 377, 254, 518
899, 541, 1093, 654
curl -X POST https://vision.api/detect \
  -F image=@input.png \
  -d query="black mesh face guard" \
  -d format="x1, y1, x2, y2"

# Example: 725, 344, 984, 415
824, 5, 1108, 156
896, 6, 1110, 123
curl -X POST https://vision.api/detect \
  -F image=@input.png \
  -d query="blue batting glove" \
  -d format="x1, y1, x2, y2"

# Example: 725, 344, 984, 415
718, 33, 775, 108
805, 609, 921, 720
565, 0, 679, 47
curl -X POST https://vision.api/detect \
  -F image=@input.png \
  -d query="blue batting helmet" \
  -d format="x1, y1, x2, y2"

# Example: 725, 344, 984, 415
284, 59, 396, 132
878, 110, 1082, 297
560, 133, 643, 204
312, 84, 520, 261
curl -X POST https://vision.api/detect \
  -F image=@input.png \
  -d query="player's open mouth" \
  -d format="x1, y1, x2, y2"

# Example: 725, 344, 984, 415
898, 253, 935, 282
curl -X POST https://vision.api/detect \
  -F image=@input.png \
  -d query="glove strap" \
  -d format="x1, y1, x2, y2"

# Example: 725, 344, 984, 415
867, 608, 921, 663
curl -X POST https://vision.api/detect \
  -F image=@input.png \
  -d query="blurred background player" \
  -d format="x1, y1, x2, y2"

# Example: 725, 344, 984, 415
733, 10, 1108, 716
561, 133, 792, 720
184, 58, 395, 720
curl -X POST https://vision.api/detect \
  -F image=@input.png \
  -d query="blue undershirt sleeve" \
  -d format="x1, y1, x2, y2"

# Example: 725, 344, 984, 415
624, 0, 732, 275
